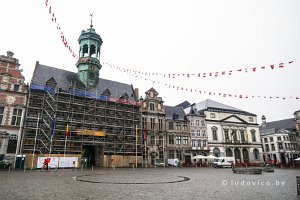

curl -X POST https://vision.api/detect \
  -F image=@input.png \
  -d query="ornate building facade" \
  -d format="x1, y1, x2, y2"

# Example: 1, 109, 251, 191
0, 51, 27, 163
141, 88, 166, 166
165, 105, 190, 164
184, 99, 263, 164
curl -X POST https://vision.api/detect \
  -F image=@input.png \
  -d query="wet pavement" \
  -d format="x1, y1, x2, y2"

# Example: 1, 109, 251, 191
0, 167, 299, 200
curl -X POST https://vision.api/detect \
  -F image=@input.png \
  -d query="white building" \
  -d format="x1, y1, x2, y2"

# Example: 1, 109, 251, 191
259, 115, 300, 164
184, 99, 263, 164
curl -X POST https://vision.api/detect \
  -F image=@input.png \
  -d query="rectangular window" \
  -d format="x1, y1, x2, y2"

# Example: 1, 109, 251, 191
176, 136, 181, 145
203, 140, 207, 147
183, 136, 188, 145
183, 123, 187, 130
159, 149, 164, 159
271, 144, 275, 151
224, 130, 229, 141
159, 135, 163, 146
196, 120, 199, 126
278, 143, 283, 150
201, 120, 205, 127
150, 135, 155, 145
210, 113, 215, 118
240, 131, 245, 141
176, 150, 182, 160
191, 130, 195, 137
196, 130, 201, 136
265, 144, 269, 152
190, 120, 194, 126
264, 138, 268, 143
232, 130, 237, 141
201, 130, 206, 137
213, 130, 218, 140
169, 150, 174, 159
176, 122, 181, 130
150, 118, 155, 130
270, 137, 274, 142
249, 117, 253, 122
277, 136, 281, 141
169, 135, 174, 144
158, 119, 163, 131
150, 102, 155, 111
0, 106, 4, 125
169, 121, 173, 130
251, 131, 256, 142
142, 116, 147, 130
11, 108, 22, 126
192, 140, 196, 147
13, 84, 20, 92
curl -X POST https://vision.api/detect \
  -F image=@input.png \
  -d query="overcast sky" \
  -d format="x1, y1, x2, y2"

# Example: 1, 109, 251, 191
1, 0, 299, 123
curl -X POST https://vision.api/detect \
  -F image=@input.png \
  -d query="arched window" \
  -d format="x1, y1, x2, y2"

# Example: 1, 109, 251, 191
234, 148, 241, 163
253, 148, 260, 160
226, 148, 233, 157
251, 129, 256, 142
212, 126, 218, 140
213, 148, 220, 157
90, 44, 96, 57
7, 134, 18, 153
83, 44, 88, 57
242, 148, 249, 162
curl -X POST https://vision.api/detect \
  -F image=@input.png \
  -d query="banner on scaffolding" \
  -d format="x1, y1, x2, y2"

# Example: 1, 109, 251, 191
76, 129, 106, 137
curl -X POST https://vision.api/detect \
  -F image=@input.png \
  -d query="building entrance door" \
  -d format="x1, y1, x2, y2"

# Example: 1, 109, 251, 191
82, 145, 96, 167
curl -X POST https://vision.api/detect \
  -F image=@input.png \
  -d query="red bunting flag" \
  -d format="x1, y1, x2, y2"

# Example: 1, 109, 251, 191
278, 63, 284, 68
252, 67, 256, 72
49, 6, 51, 14
270, 65, 274, 69
288, 61, 294, 64
198, 73, 201, 77
222, 71, 225, 75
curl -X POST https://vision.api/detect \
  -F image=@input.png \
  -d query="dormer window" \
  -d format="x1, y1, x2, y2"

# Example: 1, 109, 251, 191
101, 89, 111, 97
13, 84, 19, 92
150, 102, 155, 111
173, 113, 179, 120
120, 92, 129, 100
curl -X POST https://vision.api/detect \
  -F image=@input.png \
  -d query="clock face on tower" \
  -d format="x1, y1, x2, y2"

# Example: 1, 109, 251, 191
88, 71, 95, 79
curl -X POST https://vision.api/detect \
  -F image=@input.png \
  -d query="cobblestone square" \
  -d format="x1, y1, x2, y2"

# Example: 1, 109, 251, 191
0, 167, 299, 200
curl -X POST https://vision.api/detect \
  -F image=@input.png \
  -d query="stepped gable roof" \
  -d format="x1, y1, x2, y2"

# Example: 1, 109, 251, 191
31, 63, 136, 101
165, 105, 186, 120
184, 99, 256, 116
259, 118, 296, 134
176, 101, 191, 109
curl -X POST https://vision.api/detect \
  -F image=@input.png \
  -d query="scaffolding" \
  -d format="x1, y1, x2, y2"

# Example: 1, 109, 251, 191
22, 79, 144, 163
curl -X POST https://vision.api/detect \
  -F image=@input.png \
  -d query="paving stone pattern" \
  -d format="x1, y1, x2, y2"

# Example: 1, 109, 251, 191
0, 168, 299, 200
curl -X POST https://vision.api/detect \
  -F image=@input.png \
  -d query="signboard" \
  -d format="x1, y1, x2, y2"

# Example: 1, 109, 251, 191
77, 129, 105, 136
37, 157, 59, 168
59, 157, 78, 168
37, 157, 78, 168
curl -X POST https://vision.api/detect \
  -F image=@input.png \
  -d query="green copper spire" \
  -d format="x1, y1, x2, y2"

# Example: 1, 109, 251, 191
76, 14, 103, 88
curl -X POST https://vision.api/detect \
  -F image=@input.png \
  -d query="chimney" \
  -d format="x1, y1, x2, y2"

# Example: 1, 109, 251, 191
7, 51, 14, 58
261, 115, 266, 126
134, 88, 139, 100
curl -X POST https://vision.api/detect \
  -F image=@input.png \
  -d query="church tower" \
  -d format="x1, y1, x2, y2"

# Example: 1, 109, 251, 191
76, 15, 103, 88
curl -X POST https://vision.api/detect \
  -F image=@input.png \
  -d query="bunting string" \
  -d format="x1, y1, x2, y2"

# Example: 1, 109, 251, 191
103, 61, 294, 79
44, 0, 78, 59
103, 62, 299, 100
42, 1, 298, 100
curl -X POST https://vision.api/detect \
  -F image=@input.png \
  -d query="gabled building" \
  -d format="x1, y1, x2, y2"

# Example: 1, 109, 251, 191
0, 51, 27, 163
140, 87, 166, 166
259, 115, 300, 164
184, 104, 209, 159
165, 105, 190, 164
21, 23, 142, 168
184, 99, 263, 164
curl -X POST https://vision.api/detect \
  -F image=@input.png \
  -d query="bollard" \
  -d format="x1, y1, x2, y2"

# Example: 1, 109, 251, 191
113, 166, 115, 171
23, 166, 26, 173
132, 164, 134, 170
297, 176, 300, 196
81, 165, 83, 172
92, 165, 94, 172
8, 166, 11, 173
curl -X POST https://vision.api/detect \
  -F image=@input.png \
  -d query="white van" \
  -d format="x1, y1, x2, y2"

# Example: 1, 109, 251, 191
213, 157, 235, 168
168, 158, 179, 167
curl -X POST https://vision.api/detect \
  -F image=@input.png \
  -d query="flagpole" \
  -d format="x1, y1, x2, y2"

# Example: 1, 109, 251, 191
135, 125, 138, 168
64, 136, 67, 157
49, 135, 53, 158
144, 134, 147, 168
32, 113, 40, 169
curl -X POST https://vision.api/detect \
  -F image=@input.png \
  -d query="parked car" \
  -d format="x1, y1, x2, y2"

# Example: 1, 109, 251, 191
155, 159, 167, 167
0, 159, 12, 169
